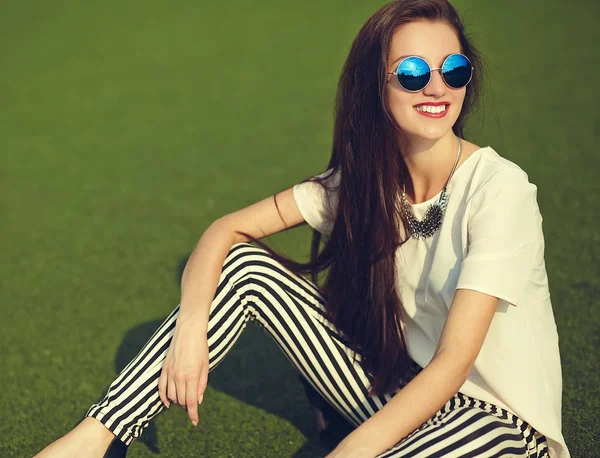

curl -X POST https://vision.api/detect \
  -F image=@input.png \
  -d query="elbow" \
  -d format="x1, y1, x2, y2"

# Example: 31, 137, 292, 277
209, 217, 250, 245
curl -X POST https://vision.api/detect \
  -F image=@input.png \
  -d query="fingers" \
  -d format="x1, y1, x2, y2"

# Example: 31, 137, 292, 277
176, 378, 186, 412
198, 366, 209, 404
168, 377, 179, 407
159, 368, 203, 427
158, 368, 170, 409
186, 377, 200, 426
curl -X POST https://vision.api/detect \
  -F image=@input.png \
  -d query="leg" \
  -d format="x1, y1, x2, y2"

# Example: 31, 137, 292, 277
376, 392, 550, 458
86, 242, 422, 446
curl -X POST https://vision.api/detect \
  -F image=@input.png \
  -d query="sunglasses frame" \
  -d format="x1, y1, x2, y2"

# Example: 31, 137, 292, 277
387, 53, 474, 92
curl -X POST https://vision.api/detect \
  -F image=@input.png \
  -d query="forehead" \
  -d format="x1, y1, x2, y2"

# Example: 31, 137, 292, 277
388, 20, 461, 67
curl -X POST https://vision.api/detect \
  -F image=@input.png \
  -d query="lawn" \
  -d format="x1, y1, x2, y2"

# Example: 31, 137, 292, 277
1, 1, 597, 457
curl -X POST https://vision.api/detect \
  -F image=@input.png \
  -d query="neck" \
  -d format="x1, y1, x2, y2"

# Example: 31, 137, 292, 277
400, 132, 459, 204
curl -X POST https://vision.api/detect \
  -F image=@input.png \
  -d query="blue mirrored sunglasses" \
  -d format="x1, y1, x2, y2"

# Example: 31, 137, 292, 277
388, 53, 474, 92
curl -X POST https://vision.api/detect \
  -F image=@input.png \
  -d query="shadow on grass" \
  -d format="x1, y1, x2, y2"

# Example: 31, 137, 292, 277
81, 253, 354, 457
113, 319, 339, 457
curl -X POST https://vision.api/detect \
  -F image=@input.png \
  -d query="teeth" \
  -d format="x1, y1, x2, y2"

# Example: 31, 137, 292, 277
415, 105, 447, 113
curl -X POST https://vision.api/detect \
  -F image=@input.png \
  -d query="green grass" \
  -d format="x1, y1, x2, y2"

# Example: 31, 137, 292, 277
1, 1, 598, 456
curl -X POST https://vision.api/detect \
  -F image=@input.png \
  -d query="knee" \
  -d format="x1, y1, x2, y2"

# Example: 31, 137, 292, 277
224, 242, 264, 268
223, 242, 279, 287
226, 241, 255, 260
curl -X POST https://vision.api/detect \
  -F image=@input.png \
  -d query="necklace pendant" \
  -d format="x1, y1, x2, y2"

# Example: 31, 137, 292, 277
402, 189, 448, 240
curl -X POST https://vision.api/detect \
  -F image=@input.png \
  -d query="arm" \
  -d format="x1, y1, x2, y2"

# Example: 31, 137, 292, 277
178, 186, 307, 328
159, 186, 311, 424
329, 170, 539, 456
327, 288, 499, 458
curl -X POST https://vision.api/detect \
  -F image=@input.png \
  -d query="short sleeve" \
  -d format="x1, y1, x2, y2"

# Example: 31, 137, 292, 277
292, 167, 341, 236
455, 170, 543, 307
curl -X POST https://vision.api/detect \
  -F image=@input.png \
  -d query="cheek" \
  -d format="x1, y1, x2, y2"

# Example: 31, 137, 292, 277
386, 89, 414, 119
451, 90, 467, 116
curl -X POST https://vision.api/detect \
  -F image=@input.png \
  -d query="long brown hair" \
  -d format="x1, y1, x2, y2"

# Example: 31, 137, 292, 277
237, 0, 485, 397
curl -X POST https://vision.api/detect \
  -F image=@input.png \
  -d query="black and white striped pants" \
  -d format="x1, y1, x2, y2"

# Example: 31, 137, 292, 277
86, 242, 549, 457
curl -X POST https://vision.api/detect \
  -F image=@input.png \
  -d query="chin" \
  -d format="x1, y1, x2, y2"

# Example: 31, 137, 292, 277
406, 127, 450, 143
420, 129, 446, 139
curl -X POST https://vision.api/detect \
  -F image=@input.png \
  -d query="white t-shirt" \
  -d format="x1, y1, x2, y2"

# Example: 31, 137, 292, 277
292, 146, 569, 458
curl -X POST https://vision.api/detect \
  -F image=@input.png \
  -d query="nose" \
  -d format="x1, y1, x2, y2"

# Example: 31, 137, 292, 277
423, 69, 446, 97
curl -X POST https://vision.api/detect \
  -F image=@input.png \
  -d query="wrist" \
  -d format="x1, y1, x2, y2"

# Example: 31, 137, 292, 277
177, 306, 209, 333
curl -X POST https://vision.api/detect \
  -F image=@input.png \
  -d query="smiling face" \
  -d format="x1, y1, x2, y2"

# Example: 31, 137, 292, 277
386, 20, 466, 145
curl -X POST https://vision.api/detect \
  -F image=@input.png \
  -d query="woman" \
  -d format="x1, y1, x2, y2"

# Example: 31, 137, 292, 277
35, 0, 569, 457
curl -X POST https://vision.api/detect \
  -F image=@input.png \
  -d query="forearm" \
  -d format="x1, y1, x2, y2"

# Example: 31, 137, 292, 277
178, 218, 250, 330
334, 355, 468, 457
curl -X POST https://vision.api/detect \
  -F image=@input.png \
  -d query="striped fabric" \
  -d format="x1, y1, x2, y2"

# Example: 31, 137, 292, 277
86, 242, 549, 457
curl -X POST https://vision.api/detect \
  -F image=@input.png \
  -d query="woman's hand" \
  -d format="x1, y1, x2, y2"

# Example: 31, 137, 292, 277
158, 314, 209, 426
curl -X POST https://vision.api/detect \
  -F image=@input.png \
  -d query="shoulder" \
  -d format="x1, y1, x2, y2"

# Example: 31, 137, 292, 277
462, 148, 543, 242
469, 146, 537, 202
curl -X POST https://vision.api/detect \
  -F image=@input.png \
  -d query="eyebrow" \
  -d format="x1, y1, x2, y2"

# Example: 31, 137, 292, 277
389, 54, 411, 68
388, 53, 458, 70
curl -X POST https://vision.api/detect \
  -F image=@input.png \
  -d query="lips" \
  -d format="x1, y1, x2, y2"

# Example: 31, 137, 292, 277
413, 102, 450, 107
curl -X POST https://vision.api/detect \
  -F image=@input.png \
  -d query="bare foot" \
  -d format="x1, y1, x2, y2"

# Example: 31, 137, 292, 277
34, 417, 117, 458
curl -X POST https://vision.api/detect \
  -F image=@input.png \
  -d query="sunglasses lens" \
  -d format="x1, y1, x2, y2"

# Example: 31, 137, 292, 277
396, 56, 430, 91
442, 54, 472, 89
